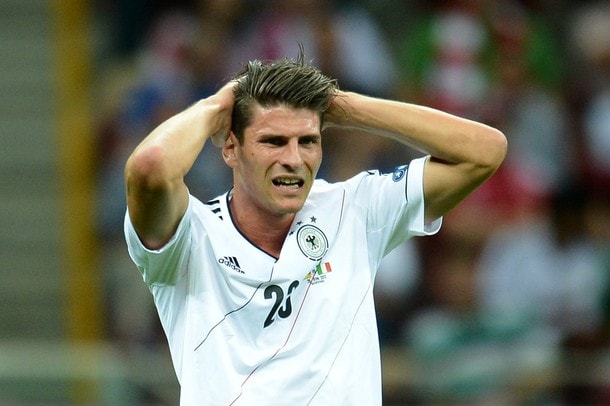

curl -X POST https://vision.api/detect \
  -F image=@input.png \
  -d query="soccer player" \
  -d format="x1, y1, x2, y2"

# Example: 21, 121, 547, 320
124, 50, 507, 404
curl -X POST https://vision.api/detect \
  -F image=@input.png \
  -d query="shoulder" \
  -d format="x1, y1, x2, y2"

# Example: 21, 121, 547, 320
307, 170, 401, 213
311, 170, 382, 192
189, 191, 230, 222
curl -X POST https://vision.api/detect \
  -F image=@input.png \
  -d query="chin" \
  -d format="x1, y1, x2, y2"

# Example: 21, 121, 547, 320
278, 204, 305, 215
274, 199, 306, 215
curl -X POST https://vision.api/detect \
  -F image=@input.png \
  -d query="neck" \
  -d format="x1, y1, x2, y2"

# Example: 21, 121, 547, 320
229, 197, 294, 258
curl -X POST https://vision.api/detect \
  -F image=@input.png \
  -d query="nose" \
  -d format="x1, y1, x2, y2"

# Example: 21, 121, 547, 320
279, 139, 303, 169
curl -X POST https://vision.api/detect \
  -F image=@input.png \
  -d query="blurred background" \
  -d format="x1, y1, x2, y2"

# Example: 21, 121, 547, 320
1, 0, 610, 404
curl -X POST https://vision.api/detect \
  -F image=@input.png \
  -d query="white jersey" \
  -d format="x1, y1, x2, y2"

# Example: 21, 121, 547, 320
125, 156, 440, 405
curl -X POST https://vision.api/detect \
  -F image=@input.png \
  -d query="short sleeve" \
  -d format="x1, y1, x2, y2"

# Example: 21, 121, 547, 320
353, 155, 442, 258
405, 156, 442, 236
124, 198, 194, 286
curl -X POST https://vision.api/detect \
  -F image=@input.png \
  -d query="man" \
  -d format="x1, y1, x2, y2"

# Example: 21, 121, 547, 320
124, 51, 506, 405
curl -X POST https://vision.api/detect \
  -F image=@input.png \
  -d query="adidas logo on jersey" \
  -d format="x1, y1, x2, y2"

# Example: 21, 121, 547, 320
218, 256, 243, 274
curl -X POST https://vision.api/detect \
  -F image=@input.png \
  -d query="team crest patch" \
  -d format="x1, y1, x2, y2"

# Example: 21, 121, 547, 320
392, 164, 408, 182
297, 224, 328, 260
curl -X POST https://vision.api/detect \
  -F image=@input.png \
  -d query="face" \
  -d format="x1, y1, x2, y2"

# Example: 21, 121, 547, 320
223, 104, 322, 219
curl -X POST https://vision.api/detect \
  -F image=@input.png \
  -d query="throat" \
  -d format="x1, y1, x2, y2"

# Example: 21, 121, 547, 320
228, 198, 294, 258
249, 226, 287, 258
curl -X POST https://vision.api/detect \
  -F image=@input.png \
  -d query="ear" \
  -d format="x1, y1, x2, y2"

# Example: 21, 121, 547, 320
222, 132, 239, 169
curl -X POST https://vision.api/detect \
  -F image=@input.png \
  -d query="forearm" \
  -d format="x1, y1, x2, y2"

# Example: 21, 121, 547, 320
127, 98, 228, 186
326, 91, 505, 169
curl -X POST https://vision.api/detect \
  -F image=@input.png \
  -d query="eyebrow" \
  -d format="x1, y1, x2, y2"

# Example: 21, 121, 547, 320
258, 133, 321, 141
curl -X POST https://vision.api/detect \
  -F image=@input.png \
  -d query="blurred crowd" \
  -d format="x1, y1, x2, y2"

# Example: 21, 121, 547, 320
93, 0, 610, 403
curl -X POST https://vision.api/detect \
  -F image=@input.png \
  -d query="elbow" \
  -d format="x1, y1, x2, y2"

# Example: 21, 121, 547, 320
125, 145, 171, 192
478, 127, 508, 174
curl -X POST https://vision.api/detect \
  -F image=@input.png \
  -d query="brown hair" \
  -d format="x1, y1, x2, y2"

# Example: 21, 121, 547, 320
230, 48, 338, 143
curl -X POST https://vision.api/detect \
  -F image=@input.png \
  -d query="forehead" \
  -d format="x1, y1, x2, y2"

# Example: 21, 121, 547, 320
246, 104, 321, 138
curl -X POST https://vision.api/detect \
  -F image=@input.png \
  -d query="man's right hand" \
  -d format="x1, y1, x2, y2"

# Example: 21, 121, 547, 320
209, 80, 237, 147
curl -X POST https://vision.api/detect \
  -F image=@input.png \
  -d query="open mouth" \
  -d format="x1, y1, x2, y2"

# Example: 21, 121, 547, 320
272, 177, 304, 188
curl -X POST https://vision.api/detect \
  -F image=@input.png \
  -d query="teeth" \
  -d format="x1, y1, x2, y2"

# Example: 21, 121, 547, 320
274, 178, 301, 186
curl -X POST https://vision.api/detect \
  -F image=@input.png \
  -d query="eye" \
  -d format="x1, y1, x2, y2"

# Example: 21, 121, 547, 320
261, 136, 286, 146
299, 136, 320, 146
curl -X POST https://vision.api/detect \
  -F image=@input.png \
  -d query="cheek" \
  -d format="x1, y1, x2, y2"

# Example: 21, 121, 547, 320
240, 151, 269, 177
306, 148, 323, 173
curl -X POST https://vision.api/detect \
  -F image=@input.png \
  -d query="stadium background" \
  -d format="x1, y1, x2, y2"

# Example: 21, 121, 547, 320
1, 0, 609, 404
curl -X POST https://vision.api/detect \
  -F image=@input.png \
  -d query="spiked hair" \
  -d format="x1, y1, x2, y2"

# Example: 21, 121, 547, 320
230, 48, 338, 143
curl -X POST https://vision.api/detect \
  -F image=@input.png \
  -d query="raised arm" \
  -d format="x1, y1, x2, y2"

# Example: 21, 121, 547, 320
325, 91, 507, 222
125, 82, 235, 249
